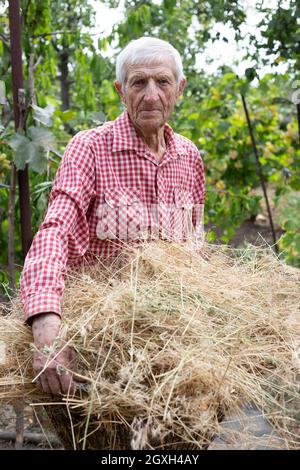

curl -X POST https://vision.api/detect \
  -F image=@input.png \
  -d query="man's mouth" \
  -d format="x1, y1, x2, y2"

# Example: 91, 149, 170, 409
140, 109, 162, 114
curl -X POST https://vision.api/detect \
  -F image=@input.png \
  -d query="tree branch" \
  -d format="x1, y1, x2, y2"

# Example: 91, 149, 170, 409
28, 53, 41, 106
8, 162, 16, 292
51, 39, 59, 52
33, 30, 105, 39
0, 431, 61, 447
34, 30, 80, 38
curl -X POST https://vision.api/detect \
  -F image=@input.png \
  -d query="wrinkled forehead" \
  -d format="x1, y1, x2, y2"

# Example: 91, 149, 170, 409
124, 58, 177, 83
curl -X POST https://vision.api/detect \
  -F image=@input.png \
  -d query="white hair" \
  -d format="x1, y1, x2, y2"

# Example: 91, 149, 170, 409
116, 36, 185, 88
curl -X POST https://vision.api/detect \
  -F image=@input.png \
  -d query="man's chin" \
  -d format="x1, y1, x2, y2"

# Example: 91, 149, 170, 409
136, 116, 165, 132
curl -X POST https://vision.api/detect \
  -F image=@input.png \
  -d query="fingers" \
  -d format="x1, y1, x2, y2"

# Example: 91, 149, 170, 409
39, 374, 52, 395
35, 369, 75, 395
33, 346, 76, 396
47, 369, 63, 396
60, 370, 75, 395
35, 374, 50, 394
67, 345, 76, 368
36, 377, 42, 391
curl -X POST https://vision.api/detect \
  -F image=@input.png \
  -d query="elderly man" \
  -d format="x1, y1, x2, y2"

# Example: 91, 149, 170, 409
21, 37, 206, 395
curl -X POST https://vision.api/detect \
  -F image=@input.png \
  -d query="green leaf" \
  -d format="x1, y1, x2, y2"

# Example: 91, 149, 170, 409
90, 111, 106, 124
163, 0, 176, 14
218, 121, 231, 132
9, 131, 49, 172
13, 140, 47, 173
33, 181, 53, 196
27, 127, 56, 150
206, 230, 217, 242
32, 104, 55, 127
7, 133, 29, 151
295, 236, 300, 252
188, 113, 199, 120
239, 81, 250, 95
245, 67, 258, 82
28, 143, 48, 174
282, 218, 299, 231
36, 193, 48, 216
54, 109, 77, 123
14, 141, 36, 170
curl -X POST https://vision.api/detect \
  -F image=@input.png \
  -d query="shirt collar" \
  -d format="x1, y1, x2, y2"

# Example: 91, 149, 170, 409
112, 110, 146, 155
163, 121, 188, 158
112, 110, 188, 159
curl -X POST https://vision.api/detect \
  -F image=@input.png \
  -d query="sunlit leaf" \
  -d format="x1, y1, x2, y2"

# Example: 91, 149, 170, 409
27, 127, 56, 150
32, 104, 55, 127
14, 141, 36, 170
7, 133, 30, 151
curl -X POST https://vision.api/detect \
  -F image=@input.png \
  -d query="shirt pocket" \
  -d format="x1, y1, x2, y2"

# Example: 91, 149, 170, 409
96, 187, 144, 241
173, 187, 194, 209
104, 187, 141, 207
172, 187, 195, 241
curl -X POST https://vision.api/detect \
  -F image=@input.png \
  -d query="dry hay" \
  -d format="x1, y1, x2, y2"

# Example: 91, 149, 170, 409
0, 241, 300, 450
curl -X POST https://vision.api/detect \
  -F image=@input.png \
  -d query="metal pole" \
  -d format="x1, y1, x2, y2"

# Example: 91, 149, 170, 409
241, 94, 278, 254
8, 0, 32, 258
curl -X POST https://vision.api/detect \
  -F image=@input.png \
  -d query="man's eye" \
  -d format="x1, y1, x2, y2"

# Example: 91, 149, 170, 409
159, 79, 169, 85
133, 79, 145, 86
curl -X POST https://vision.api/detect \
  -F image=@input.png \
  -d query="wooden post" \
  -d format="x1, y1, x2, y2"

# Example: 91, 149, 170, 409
8, 0, 32, 450
241, 94, 278, 254
8, 0, 32, 259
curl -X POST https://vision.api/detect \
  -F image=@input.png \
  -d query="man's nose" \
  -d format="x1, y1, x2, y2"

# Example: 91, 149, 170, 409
144, 80, 159, 102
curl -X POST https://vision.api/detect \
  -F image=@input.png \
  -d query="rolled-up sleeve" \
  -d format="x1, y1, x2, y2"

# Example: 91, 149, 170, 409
20, 134, 96, 323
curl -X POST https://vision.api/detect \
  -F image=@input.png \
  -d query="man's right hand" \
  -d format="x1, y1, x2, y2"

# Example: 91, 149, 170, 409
32, 313, 76, 395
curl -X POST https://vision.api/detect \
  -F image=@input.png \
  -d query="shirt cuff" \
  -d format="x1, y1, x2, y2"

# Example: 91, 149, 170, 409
23, 292, 62, 323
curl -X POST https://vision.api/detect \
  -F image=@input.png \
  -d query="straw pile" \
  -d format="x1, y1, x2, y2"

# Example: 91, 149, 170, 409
0, 241, 299, 450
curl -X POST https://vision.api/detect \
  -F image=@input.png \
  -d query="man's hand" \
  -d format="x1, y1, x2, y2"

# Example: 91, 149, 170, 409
32, 313, 76, 395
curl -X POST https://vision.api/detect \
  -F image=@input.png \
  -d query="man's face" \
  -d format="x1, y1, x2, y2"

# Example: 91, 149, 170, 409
115, 59, 186, 134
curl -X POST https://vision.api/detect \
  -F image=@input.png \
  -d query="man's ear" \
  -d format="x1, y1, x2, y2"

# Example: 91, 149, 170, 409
115, 81, 125, 104
177, 78, 186, 99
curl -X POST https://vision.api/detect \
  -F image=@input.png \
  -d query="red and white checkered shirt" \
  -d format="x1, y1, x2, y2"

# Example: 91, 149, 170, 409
21, 110, 205, 322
